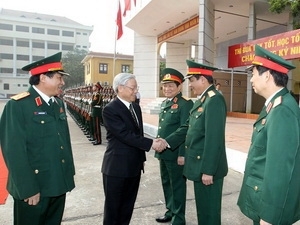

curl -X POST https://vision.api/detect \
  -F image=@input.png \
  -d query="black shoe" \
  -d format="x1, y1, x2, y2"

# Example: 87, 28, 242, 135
92, 141, 101, 145
155, 216, 172, 223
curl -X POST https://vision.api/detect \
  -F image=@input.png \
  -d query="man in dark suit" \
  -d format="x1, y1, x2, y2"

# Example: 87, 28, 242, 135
155, 68, 193, 224
238, 45, 300, 225
163, 60, 228, 225
101, 73, 166, 225
0, 52, 75, 225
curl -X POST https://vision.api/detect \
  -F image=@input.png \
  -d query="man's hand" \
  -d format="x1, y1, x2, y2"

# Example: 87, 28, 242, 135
177, 156, 185, 165
24, 193, 40, 205
202, 174, 213, 186
152, 138, 168, 152
260, 219, 271, 225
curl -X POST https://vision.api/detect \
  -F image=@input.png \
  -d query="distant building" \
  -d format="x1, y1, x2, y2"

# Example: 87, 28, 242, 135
81, 52, 133, 87
0, 8, 93, 98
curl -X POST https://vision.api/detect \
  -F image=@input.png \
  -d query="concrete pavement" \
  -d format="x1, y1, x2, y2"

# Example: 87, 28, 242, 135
0, 99, 299, 224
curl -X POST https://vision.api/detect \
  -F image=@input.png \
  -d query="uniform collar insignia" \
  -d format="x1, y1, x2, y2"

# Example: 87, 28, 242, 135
35, 97, 43, 106
173, 97, 178, 103
200, 96, 206, 102
266, 102, 273, 114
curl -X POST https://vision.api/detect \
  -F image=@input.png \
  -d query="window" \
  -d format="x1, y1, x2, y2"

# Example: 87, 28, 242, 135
17, 69, 27, 74
62, 44, 74, 51
17, 40, 29, 47
48, 43, 59, 50
32, 27, 45, 34
0, 68, 13, 73
121, 65, 130, 73
83, 33, 88, 35
16, 25, 29, 32
0, 53, 13, 60
76, 45, 81, 48
4, 83, 10, 90
82, 46, 87, 48
32, 55, 44, 61
76, 32, 81, 35
0, 39, 13, 46
32, 42, 44, 48
62, 30, 74, 37
0, 23, 13, 30
87, 63, 90, 74
47, 29, 59, 35
99, 63, 108, 74
17, 54, 29, 61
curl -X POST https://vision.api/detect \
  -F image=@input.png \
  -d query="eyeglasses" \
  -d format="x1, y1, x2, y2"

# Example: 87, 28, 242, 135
122, 85, 139, 92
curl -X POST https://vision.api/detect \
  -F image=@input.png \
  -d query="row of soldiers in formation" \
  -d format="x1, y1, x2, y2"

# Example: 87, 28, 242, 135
64, 82, 117, 145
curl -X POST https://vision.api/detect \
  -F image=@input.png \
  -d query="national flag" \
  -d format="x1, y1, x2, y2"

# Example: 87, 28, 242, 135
123, 0, 131, 17
116, 0, 123, 40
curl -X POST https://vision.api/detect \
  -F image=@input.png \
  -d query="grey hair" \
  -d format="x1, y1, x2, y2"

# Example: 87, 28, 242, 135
113, 73, 136, 93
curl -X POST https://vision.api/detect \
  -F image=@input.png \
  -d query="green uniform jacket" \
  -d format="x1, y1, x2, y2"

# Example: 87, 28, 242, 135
238, 88, 300, 224
155, 93, 193, 160
0, 86, 75, 200
166, 85, 228, 181
91, 92, 103, 117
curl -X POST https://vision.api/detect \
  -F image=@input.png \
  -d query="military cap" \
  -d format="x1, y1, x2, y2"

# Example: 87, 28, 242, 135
251, 45, 295, 73
95, 82, 103, 89
186, 59, 218, 78
161, 68, 184, 84
22, 52, 69, 76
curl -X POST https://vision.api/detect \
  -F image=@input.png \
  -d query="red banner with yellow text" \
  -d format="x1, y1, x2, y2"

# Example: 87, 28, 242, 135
228, 29, 300, 68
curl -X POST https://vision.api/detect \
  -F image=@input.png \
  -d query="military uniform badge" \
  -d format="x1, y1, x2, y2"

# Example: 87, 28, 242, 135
171, 104, 178, 109
198, 107, 203, 112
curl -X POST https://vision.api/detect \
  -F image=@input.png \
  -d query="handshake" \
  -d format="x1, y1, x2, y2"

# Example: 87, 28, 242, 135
152, 138, 168, 152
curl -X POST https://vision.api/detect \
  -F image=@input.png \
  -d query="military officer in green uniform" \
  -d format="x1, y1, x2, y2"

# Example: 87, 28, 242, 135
237, 45, 300, 225
155, 68, 193, 224
90, 82, 103, 145
0, 52, 76, 225
164, 60, 228, 225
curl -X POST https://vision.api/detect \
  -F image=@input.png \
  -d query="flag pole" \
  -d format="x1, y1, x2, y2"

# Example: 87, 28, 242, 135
113, 0, 123, 78
113, 24, 117, 78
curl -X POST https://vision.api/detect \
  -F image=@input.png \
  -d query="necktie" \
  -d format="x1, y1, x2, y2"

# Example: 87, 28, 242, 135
129, 104, 139, 126
48, 99, 53, 106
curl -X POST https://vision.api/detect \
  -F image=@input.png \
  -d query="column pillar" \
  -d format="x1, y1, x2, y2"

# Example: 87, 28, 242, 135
198, 0, 214, 65
246, 2, 256, 113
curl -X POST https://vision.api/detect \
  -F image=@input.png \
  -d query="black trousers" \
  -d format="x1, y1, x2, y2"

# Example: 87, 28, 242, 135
102, 173, 141, 225
13, 194, 66, 225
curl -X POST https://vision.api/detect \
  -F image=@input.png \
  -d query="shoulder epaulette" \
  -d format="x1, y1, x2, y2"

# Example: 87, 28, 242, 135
273, 96, 282, 108
10, 91, 30, 100
182, 96, 190, 101
208, 90, 216, 98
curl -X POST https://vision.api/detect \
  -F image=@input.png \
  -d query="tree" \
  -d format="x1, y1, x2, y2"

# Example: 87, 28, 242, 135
62, 48, 87, 88
159, 61, 166, 81
268, 0, 300, 29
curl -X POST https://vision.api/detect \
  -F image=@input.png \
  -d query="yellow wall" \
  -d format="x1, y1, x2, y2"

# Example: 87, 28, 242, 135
84, 56, 134, 87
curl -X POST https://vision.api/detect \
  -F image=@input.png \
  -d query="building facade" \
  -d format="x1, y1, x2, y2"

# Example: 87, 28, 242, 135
0, 8, 93, 98
125, 0, 298, 113
81, 52, 133, 87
